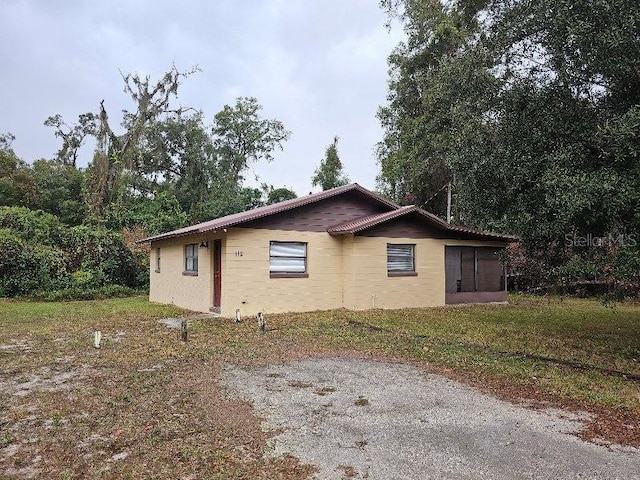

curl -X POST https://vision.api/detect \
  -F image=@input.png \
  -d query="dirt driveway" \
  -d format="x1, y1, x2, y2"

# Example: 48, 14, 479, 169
222, 357, 640, 480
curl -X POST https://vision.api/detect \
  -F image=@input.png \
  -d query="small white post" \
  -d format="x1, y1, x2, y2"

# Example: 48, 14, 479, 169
235, 309, 241, 323
93, 330, 102, 349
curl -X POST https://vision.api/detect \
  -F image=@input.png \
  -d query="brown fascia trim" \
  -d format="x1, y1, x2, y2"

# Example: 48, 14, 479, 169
137, 229, 200, 245
269, 272, 309, 279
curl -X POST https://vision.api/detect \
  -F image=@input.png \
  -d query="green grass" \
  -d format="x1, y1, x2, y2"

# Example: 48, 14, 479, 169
0, 295, 180, 332
0, 294, 639, 478
273, 295, 640, 411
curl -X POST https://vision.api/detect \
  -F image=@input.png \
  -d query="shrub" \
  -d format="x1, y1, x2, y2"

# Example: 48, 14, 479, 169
0, 206, 147, 297
0, 229, 69, 296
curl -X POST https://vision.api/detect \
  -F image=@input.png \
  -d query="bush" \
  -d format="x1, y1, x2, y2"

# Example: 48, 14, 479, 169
62, 225, 142, 288
0, 206, 148, 297
0, 229, 69, 296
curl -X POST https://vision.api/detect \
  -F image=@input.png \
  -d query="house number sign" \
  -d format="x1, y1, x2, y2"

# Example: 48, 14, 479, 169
234, 251, 243, 257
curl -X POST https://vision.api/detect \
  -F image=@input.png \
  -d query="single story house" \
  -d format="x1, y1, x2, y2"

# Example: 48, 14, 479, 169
140, 183, 517, 316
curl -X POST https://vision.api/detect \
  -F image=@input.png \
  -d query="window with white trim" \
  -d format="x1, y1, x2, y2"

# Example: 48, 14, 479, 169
269, 241, 307, 277
184, 244, 198, 273
387, 244, 416, 275
155, 248, 161, 273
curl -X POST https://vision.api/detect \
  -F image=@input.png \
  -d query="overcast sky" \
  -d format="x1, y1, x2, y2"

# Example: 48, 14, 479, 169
0, 0, 403, 195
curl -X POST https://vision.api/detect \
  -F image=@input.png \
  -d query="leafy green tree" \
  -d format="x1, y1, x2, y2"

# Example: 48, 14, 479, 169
378, 0, 640, 289
103, 191, 187, 236
211, 96, 291, 183
199, 184, 264, 221
312, 136, 350, 191
0, 133, 38, 208
31, 159, 87, 225
266, 186, 297, 204
42, 68, 292, 234
130, 98, 291, 224
129, 111, 213, 222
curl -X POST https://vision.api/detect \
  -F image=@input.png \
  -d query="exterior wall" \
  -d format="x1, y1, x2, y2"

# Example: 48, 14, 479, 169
343, 236, 446, 310
149, 227, 511, 315
221, 228, 344, 317
149, 232, 223, 313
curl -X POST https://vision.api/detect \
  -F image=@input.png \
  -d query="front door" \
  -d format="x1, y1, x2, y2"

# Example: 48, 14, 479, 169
213, 239, 222, 310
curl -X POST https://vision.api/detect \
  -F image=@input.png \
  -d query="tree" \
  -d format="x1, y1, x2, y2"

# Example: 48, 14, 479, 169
44, 113, 97, 167
378, 0, 640, 290
131, 111, 214, 222
377, 0, 492, 215
31, 159, 87, 225
83, 65, 199, 217
266, 187, 297, 204
42, 68, 292, 232
311, 136, 349, 190
130, 98, 292, 223
0, 133, 38, 208
211, 97, 291, 183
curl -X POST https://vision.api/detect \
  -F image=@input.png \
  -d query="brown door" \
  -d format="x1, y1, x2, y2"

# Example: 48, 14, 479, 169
213, 239, 222, 308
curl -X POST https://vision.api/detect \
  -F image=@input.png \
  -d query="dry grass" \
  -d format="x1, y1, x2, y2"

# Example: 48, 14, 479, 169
1, 294, 639, 478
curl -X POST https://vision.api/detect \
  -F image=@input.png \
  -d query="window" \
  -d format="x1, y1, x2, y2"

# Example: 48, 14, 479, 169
387, 244, 416, 276
155, 248, 161, 273
184, 244, 198, 274
270, 241, 307, 277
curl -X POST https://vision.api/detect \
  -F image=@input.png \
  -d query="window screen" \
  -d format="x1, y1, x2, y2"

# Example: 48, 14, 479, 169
387, 244, 415, 273
270, 242, 307, 273
185, 244, 198, 272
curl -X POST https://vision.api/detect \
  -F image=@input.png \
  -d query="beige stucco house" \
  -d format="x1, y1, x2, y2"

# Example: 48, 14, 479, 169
140, 184, 516, 317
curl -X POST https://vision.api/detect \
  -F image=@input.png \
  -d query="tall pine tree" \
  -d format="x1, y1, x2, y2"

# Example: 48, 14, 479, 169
311, 136, 349, 191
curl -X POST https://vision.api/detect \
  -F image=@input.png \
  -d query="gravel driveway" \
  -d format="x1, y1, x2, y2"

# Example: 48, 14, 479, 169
222, 357, 639, 480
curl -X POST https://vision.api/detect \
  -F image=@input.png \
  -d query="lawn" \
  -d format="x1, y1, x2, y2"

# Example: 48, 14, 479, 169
1, 295, 638, 478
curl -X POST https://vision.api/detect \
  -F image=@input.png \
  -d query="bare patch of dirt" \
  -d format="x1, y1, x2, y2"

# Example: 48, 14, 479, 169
10, 366, 92, 398
0, 340, 31, 352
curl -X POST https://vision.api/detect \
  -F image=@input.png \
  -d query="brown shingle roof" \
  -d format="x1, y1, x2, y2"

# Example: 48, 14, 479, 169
138, 183, 399, 243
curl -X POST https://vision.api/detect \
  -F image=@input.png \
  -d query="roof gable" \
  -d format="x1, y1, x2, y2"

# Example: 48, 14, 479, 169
239, 190, 391, 232
328, 206, 518, 242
